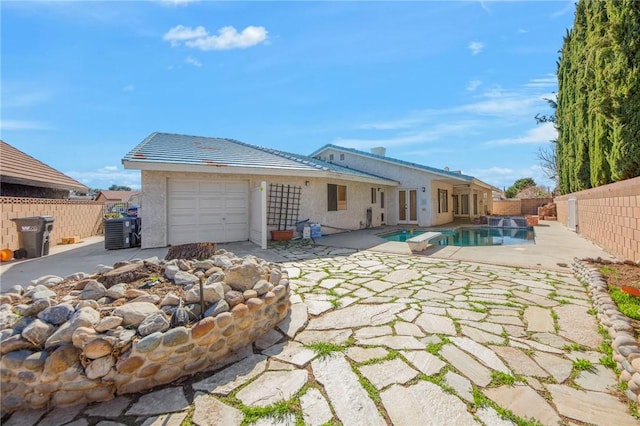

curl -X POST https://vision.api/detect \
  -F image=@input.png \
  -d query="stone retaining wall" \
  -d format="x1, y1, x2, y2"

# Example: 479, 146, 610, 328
0, 251, 291, 412
572, 259, 640, 403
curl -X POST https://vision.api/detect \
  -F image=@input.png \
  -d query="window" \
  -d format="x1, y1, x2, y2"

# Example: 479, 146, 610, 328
473, 194, 478, 215
453, 195, 459, 215
340, 153, 345, 160
329, 154, 334, 161
328, 184, 347, 211
380, 191, 385, 208
461, 194, 469, 215
371, 188, 377, 204
438, 189, 449, 213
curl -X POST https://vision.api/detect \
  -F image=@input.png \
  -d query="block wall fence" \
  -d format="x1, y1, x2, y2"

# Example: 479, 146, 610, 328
555, 177, 640, 263
1, 197, 104, 251
492, 198, 554, 216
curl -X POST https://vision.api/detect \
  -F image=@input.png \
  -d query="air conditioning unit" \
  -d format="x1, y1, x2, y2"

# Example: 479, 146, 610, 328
104, 218, 134, 250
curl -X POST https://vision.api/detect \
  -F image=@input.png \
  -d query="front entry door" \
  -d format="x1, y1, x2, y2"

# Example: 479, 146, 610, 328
398, 189, 417, 224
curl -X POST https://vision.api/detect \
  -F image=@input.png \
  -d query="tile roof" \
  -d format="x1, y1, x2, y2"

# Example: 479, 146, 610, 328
310, 144, 477, 181
0, 140, 88, 192
96, 190, 140, 202
123, 132, 395, 183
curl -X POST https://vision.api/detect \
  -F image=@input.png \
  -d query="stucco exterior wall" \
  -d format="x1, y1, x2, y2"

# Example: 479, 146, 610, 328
140, 170, 394, 248
317, 148, 457, 226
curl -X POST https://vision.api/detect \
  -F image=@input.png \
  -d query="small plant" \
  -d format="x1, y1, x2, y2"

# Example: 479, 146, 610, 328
600, 265, 618, 276
609, 287, 640, 320
241, 400, 298, 425
570, 358, 596, 379
489, 371, 526, 387
305, 342, 347, 358
562, 343, 587, 352
587, 307, 598, 316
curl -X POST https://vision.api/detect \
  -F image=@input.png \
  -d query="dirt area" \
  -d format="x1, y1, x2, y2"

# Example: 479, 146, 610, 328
588, 259, 640, 290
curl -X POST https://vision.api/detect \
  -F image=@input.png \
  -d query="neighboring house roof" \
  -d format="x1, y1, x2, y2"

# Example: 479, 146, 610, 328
311, 144, 499, 191
0, 140, 88, 192
96, 190, 140, 202
123, 132, 397, 185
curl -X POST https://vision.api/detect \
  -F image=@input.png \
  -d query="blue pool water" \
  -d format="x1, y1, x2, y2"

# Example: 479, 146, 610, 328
380, 230, 426, 242
436, 227, 535, 247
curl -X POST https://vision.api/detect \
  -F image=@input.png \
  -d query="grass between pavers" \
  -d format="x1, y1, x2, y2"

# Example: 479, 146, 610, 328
471, 387, 544, 426
488, 371, 527, 387
217, 391, 305, 426
569, 358, 596, 381
426, 336, 452, 355
305, 339, 354, 358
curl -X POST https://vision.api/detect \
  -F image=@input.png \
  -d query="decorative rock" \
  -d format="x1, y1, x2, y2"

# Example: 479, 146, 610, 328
225, 263, 261, 292
16, 298, 53, 317
95, 316, 123, 332
71, 327, 98, 349
224, 290, 244, 307
243, 289, 258, 300
38, 303, 75, 325
31, 275, 64, 287
164, 264, 179, 280
138, 312, 170, 337
253, 280, 271, 296
185, 282, 224, 304
76, 300, 100, 310
213, 255, 233, 269
79, 280, 107, 300
21, 319, 55, 346
113, 302, 160, 327
0, 309, 19, 330
28, 286, 56, 301
193, 260, 214, 270
93, 264, 113, 274
205, 300, 230, 317
106, 283, 127, 300
160, 293, 181, 307
173, 271, 199, 286
42, 344, 81, 377
81, 336, 114, 358
86, 355, 116, 379
124, 289, 148, 299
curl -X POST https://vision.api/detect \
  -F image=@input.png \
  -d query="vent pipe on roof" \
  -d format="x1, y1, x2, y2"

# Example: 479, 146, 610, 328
444, 166, 450, 171
371, 147, 386, 156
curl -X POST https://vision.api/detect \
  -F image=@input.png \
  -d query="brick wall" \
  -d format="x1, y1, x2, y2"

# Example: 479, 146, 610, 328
492, 200, 522, 216
493, 198, 554, 216
1, 197, 104, 251
555, 177, 640, 262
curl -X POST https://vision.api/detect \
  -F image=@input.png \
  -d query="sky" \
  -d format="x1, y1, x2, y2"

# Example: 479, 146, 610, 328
1, 0, 577, 192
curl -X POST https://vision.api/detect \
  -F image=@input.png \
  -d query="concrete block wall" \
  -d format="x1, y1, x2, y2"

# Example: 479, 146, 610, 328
521, 198, 553, 215
555, 176, 640, 262
492, 200, 522, 216
0, 197, 104, 251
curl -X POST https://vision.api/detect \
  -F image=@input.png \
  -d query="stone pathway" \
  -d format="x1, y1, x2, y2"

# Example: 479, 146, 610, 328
3, 244, 638, 426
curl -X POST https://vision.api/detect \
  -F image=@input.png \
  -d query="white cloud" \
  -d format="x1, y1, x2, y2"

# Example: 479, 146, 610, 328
163, 25, 208, 47
2, 90, 53, 108
466, 80, 482, 91
185, 56, 202, 67
122, 84, 135, 92
483, 122, 557, 146
334, 121, 479, 150
468, 41, 485, 55
0, 119, 52, 131
164, 25, 268, 51
518, 28, 528, 34
551, 0, 575, 18
524, 75, 556, 88
102, 166, 118, 172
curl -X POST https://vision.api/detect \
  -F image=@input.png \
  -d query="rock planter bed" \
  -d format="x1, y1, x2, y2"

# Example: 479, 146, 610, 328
0, 249, 291, 413
573, 259, 640, 403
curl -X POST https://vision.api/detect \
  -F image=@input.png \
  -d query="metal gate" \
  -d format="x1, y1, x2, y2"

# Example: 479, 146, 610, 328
568, 197, 578, 232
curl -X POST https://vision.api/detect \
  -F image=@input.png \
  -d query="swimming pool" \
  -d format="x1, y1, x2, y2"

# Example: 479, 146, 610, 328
435, 227, 535, 247
380, 230, 426, 242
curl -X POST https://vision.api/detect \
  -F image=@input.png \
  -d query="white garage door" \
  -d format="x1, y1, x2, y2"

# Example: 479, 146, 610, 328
168, 179, 249, 245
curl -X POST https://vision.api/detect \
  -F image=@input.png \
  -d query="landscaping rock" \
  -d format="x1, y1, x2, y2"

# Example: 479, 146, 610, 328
38, 303, 75, 325
113, 302, 160, 327
79, 280, 107, 300
225, 263, 261, 292
138, 312, 170, 337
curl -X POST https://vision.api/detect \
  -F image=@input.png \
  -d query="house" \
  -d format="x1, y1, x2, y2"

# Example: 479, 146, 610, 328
0, 140, 89, 198
94, 190, 141, 204
122, 133, 398, 249
122, 132, 496, 249
311, 145, 497, 226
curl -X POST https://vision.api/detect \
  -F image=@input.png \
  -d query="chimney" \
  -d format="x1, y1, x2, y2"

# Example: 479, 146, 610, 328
371, 147, 386, 156
444, 166, 450, 171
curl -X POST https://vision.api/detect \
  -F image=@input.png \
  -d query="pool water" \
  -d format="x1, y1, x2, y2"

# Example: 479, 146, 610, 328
436, 227, 535, 247
380, 230, 426, 242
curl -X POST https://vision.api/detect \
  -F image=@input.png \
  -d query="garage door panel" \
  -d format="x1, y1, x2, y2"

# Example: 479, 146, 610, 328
168, 179, 249, 245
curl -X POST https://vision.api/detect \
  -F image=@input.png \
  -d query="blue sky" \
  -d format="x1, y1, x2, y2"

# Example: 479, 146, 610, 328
1, 0, 576, 191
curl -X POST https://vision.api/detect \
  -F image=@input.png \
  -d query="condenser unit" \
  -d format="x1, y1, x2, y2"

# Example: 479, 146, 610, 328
104, 218, 134, 250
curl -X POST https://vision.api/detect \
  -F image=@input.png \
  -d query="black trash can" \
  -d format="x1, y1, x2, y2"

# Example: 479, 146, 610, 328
12, 216, 55, 258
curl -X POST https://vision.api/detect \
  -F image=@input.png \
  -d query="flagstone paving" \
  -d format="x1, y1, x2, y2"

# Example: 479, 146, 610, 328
4, 245, 639, 425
